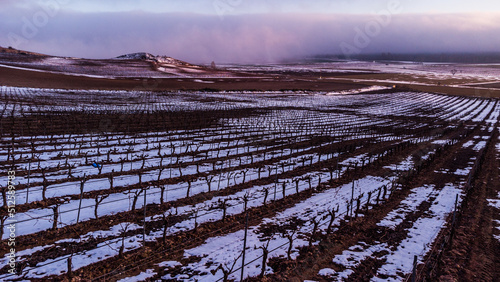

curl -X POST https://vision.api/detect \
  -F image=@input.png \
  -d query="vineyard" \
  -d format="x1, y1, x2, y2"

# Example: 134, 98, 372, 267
0, 86, 499, 281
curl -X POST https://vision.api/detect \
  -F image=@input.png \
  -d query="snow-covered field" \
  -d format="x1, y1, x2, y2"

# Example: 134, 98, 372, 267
0, 86, 498, 281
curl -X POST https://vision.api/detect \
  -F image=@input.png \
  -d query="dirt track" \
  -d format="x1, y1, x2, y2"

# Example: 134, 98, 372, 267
0, 66, 367, 92
435, 130, 500, 282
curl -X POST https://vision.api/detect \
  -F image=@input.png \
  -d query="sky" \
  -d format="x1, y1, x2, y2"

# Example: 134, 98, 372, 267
1, 0, 500, 63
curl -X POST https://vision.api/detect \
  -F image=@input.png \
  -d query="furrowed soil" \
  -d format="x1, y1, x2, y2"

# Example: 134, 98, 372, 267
434, 130, 500, 282
0, 66, 368, 92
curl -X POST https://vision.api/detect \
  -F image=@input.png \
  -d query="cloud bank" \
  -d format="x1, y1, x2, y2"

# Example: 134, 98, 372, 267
1, 6, 499, 63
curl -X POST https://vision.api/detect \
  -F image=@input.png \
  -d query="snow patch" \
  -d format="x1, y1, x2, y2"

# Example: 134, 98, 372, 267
117, 269, 156, 282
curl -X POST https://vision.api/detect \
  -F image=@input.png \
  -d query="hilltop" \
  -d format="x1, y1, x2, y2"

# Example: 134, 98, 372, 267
116, 52, 191, 66
0, 45, 48, 56
0, 47, 232, 81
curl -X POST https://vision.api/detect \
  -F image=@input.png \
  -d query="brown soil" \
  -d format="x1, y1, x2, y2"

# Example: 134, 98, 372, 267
434, 130, 500, 282
0, 66, 367, 92
262, 125, 481, 282
0, 46, 47, 56
405, 85, 500, 99
325, 73, 500, 98
2, 57, 499, 97
466, 82, 500, 89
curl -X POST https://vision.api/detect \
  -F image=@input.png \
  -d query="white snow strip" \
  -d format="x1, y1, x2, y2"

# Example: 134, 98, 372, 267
331, 242, 389, 281
117, 269, 157, 282
377, 185, 436, 229
160, 176, 391, 281
373, 184, 462, 281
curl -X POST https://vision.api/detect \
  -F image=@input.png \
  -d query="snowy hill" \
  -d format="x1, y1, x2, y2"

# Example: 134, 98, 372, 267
116, 52, 192, 66
0, 47, 233, 80
0, 45, 47, 56
116, 52, 156, 60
